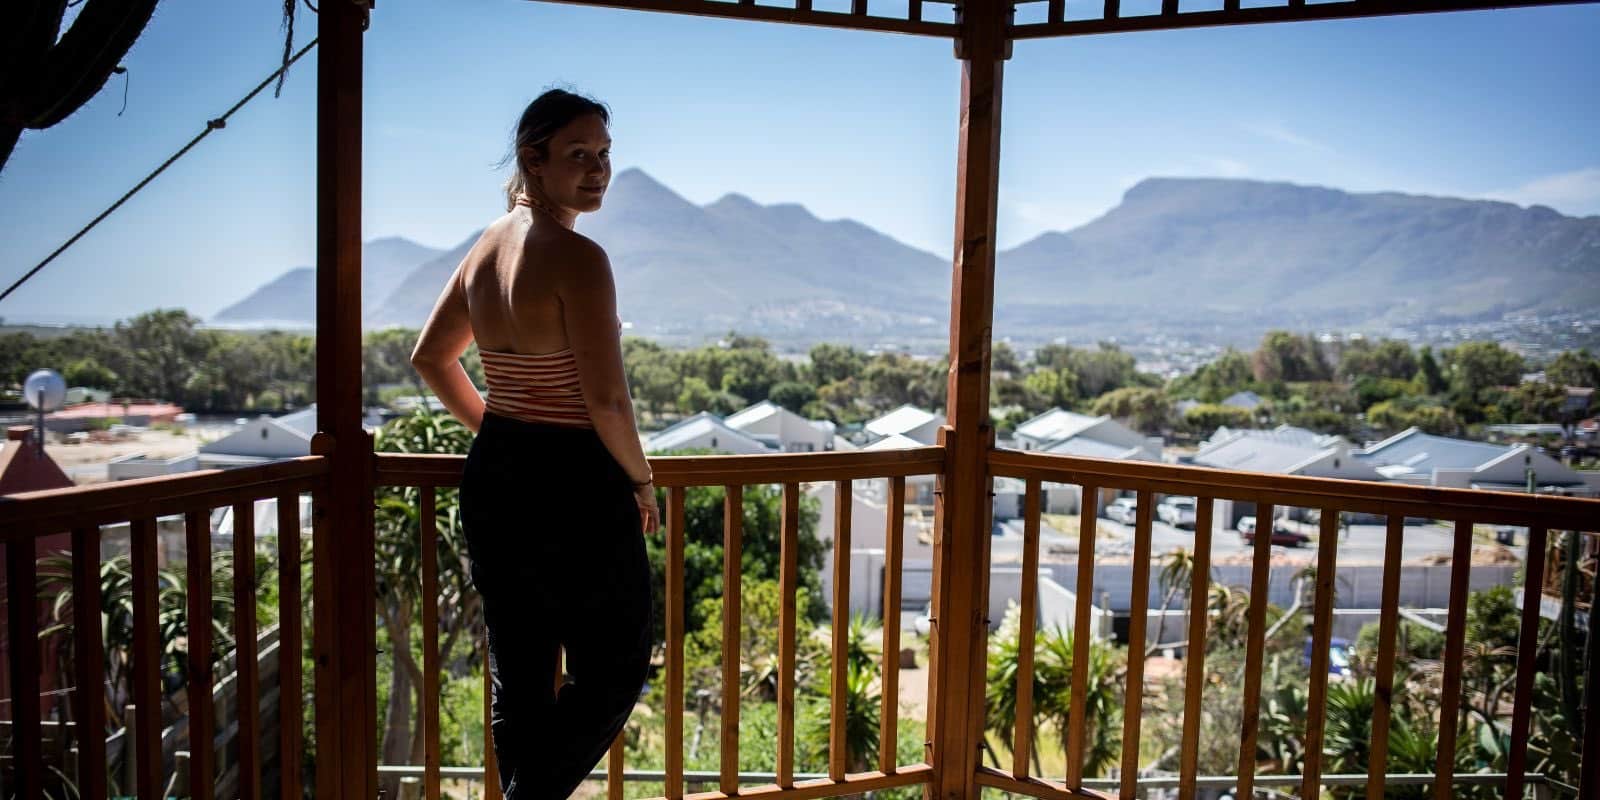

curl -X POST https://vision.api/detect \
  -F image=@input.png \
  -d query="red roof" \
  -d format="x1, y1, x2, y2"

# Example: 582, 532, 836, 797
0, 426, 73, 495
47, 401, 184, 420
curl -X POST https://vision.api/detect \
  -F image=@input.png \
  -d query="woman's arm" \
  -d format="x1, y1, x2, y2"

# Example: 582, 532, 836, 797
410, 264, 486, 433
556, 238, 652, 486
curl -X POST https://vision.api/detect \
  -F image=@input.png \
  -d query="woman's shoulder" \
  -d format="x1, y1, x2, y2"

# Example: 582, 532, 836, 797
522, 224, 611, 277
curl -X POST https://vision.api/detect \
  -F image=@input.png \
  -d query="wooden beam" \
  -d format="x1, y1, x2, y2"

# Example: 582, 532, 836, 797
525, 0, 956, 37
314, 1, 374, 798
927, 1, 1007, 796
1010, 0, 1596, 39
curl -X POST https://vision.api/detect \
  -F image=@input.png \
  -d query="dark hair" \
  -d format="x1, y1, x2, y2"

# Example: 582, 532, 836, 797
503, 88, 610, 210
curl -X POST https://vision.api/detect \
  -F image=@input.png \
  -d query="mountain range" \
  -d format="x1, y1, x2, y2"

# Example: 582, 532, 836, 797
211, 168, 1600, 343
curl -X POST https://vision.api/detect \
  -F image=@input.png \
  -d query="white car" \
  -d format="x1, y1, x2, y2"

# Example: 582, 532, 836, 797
1237, 516, 1257, 536
1104, 497, 1138, 525
1158, 497, 1197, 529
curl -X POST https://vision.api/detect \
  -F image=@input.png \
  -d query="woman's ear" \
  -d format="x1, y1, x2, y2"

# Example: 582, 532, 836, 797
519, 145, 542, 178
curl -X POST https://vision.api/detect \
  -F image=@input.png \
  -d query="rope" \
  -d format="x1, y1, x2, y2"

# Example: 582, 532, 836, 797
0, 38, 319, 306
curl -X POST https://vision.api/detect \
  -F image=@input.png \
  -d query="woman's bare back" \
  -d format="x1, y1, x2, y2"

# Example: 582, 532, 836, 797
459, 210, 581, 356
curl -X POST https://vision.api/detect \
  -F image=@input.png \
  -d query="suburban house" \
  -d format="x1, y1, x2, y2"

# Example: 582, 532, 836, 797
1010, 407, 1163, 514
863, 404, 945, 446
199, 406, 319, 468
1222, 390, 1265, 411
725, 401, 836, 452
1194, 425, 1382, 527
1352, 427, 1595, 495
644, 411, 771, 454
44, 400, 184, 433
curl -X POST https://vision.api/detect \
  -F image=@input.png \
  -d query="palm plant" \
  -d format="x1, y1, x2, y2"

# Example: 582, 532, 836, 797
800, 613, 882, 774
1148, 547, 1195, 655
1035, 625, 1123, 779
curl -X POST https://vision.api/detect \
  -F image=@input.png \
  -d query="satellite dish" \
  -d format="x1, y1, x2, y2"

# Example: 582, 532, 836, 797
24, 369, 67, 412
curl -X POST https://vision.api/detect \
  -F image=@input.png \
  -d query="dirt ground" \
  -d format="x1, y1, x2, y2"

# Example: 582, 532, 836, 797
43, 428, 210, 484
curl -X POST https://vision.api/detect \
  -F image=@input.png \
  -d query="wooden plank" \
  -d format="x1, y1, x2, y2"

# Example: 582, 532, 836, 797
681, 764, 934, 800
829, 479, 853, 781
130, 517, 163, 799
778, 482, 800, 787
1064, 484, 1098, 790
667, 486, 687, 800
235, 501, 262, 800
71, 526, 108, 800
1161, 0, 1178, 14
608, 733, 625, 800
1012, 479, 1042, 779
1104, 0, 1121, 22
1301, 509, 1341, 798
1504, 525, 1549, 799
375, 449, 947, 488
186, 510, 216, 800
7, 536, 43, 800
1010, 0, 1593, 38
1235, 502, 1275, 800
986, 450, 1600, 531
1177, 498, 1214, 800
420, 487, 441, 800
721, 484, 743, 795
851, 0, 865, 14
908, 0, 922, 22
484, 643, 501, 800
1048, 0, 1065, 24
2, 458, 328, 538
1119, 491, 1155, 798
975, 765, 1115, 800
880, 476, 905, 774
1432, 519, 1474, 800
277, 493, 304, 800
1367, 515, 1406, 800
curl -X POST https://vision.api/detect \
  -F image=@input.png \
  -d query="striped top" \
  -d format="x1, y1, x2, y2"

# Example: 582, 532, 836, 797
479, 348, 591, 428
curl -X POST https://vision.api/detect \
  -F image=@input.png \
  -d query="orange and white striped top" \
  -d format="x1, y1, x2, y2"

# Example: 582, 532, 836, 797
480, 348, 592, 428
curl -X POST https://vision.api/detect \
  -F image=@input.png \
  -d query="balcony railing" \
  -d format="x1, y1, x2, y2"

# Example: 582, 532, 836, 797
0, 445, 1595, 798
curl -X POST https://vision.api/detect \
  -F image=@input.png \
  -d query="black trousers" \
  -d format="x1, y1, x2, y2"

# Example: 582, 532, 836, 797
459, 412, 653, 799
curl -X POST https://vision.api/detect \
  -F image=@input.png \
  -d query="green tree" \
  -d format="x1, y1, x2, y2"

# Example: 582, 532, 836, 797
112, 309, 209, 402
1180, 403, 1254, 434
1416, 345, 1447, 394
1545, 348, 1600, 388
768, 381, 817, 413
1170, 349, 1254, 403
677, 376, 716, 414
1253, 330, 1330, 383
1090, 387, 1169, 433
63, 356, 116, 389
1444, 341, 1525, 399
807, 343, 867, 386
1338, 338, 1418, 382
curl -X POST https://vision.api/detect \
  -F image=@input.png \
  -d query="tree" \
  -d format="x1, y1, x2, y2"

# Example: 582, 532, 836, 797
768, 381, 816, 414
1181, 403, 1254, 434
112, 309, 209, 402
807, 343, 867, 386
990, 341, 1022, 375
677, 376, 716, 414
1338, 338, 1418, 382
1171, 349, 1254, 403
1090, 386, 1169, 433
364, 328, 423, 403
1417, 345, 1447, 394
1444, 341, 1525, 399
63, 356, 116, 389
1545, 348, 1600, 389
2, 0, 159, 172
1252, 330, 1330, 383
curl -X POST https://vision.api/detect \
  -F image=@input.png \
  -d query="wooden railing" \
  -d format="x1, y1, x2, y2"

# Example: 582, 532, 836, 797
983, 449, 1599, 800
0, 456, 326, 800
373, 446, 946, 800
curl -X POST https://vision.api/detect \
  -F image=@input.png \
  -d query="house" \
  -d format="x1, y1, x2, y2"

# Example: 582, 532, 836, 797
644, 411, 771, 455
1352, 427, 1592, 495
725, 401, 835, 452
1011, 408, 1162, 513
199, 406, 318, 467
863, 405, 945, 446
44, 400, 184, 433
1195, 428, 1379, 481
1222, 391, 1264, 411
1564, 387, 1594, 418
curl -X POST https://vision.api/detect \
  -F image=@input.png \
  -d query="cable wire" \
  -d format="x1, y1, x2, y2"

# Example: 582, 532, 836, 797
0, 37, 319, 306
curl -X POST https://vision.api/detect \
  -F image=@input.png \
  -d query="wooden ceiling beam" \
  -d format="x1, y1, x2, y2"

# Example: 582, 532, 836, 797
525, 0, 958, 36
1011, 0, 1595, 39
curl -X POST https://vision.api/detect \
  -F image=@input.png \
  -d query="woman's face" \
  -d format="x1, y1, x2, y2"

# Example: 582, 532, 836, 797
527, 113, 611, 214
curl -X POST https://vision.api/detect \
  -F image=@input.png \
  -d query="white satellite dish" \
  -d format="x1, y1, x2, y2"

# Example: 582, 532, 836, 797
24, 369, 67, 412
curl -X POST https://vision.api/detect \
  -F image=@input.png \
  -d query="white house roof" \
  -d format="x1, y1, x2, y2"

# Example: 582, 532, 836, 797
1042, 436, 1147, 461
1195, 433, 1334, 474
1014, 408, 1103, 443
863, 433, 926, 452
725, 401, 781, 429
1208, 424, 1345, 450
865, 405, 941, 438
645, 412, 771, 454
200, 404, 317, 457
1222, 391, 1264, 410
1353, 427, 1585, 485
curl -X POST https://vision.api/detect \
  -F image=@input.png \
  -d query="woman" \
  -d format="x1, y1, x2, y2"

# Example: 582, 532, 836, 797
411, 88, 656, 799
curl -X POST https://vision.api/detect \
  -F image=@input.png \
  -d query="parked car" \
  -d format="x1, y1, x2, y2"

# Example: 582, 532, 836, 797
1241, 520, 1311, 547
1158, 496, 1198, 529
1304, 637, 1354, 679
913, 603, 933, 638
1236, 516, 1257, 536
1104, 497, 1138, 525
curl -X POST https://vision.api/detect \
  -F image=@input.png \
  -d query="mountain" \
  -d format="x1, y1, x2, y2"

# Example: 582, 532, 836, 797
367, 169, 950, 336
213, 237, 443, 325
995, 177, 1600, 324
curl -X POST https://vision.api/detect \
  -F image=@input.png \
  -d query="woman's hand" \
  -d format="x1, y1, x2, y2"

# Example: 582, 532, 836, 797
633, 482, 660, 534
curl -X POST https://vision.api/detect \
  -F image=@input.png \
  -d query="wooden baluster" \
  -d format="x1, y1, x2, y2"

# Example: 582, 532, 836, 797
608, 733, 625, 800
1506, 526, 1550, 799
71, 526, 108, 800
1301, 509, 1342, 798
1011, 479, 1042, 779
1235, 502, 1275, 800
880, 476, 906, 774
908, 0, 923, 22
1433, 519, 1474, 800
666, 486, 687, 799
1367, 515, 1406, 799
721, 485, 743, 795
185, 510, 216, 800
8, 537, 43, 800
1048, 0, 1065, 23
778, 482, 800, 787
421, 486, 442, 800
277, 494, 304, 800
130, 517, 162, 799
830, 479, 854, 781
235, 501, 262, 800
1119, 491, 1155, 799
1177, 498, 1214, 800
1064, 484, 1098, 790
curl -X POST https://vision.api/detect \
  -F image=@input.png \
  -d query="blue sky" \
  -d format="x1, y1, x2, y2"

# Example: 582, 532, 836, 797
0, 0, 1595, 324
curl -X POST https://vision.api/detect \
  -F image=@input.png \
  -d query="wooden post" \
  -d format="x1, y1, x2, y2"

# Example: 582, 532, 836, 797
927, 2, 1008, 797
313, 1, 374, 799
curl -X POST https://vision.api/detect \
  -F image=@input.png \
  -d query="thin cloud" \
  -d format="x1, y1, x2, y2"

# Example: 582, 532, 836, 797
1241, 121, 1332, 153
1481, 167, 1600, 217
